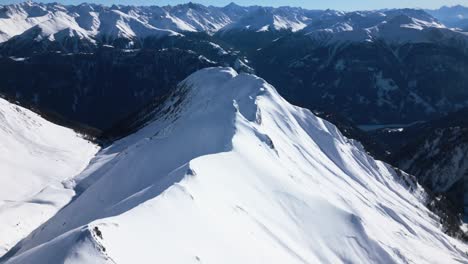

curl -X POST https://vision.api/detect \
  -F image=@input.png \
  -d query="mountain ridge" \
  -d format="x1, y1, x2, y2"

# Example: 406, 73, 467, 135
1, 67, 467, 264
0, 1, 463, 49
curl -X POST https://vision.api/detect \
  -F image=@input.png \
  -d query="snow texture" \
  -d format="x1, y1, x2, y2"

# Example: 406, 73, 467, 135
2, 67, 467, 264
0, 97, 98, 257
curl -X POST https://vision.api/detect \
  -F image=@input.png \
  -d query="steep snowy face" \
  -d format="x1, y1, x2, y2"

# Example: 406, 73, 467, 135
0, 98, 98, 257
3, 68, 468, 264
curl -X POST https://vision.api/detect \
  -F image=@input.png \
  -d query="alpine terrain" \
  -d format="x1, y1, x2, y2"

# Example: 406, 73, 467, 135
0, 96, 98, 257
0, 1, 468, 263
1, 68, 467, 263
1, 2, 468, 128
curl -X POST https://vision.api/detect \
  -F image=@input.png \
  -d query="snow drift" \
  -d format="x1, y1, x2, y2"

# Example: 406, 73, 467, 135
2, 67, 467, 264
0, 98, 98, 257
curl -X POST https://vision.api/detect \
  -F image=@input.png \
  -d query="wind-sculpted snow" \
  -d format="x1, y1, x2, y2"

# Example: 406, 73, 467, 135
0, 98, 98, 257
2, 68, 468, 264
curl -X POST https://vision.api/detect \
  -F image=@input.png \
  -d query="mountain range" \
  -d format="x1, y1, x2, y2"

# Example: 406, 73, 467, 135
0, 2, 468, 263
427, 5, 468, 31
0, 2, 464, 49
1, 2, 468, 126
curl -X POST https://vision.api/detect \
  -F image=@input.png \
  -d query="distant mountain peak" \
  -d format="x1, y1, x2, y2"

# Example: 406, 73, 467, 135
225, 2, 241, 8
0, 1, 462, 50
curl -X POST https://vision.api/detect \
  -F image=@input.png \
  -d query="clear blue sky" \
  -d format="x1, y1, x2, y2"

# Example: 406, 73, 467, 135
1, 0, 468, 11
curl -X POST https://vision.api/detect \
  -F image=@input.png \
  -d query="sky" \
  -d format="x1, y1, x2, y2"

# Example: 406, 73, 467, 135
1, 0, 468, 11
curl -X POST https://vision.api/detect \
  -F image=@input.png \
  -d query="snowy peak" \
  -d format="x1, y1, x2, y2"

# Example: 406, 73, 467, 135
0, 2, 181, 47
161, 3, 232, 32
0, 1, 52, 42
0, 2, 460, 47
3, 67, 467, 264
383, 9, 445, 30
1, 1, 48, 18
221, 6, 310, 32
367, 12, 450, 44
303, 8, 458, 44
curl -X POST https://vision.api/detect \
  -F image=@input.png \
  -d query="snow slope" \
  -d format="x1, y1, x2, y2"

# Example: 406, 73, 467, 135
0, 98, 98, 257
2, 68, 467, 264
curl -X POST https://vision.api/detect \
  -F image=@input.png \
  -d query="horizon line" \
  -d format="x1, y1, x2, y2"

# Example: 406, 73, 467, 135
1, 0, 466, 12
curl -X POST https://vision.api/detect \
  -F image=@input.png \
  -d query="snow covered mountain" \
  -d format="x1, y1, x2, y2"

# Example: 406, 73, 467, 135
302, 9, 460, 45
2, 67, 466, 264
0, 1, 180, 51
0, 1, 312, 48
0, 2, 462, 50
220, 6, 313, 33
0, 97, 98, 257
1, 3, 468, 153
241, 7, 468, 126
